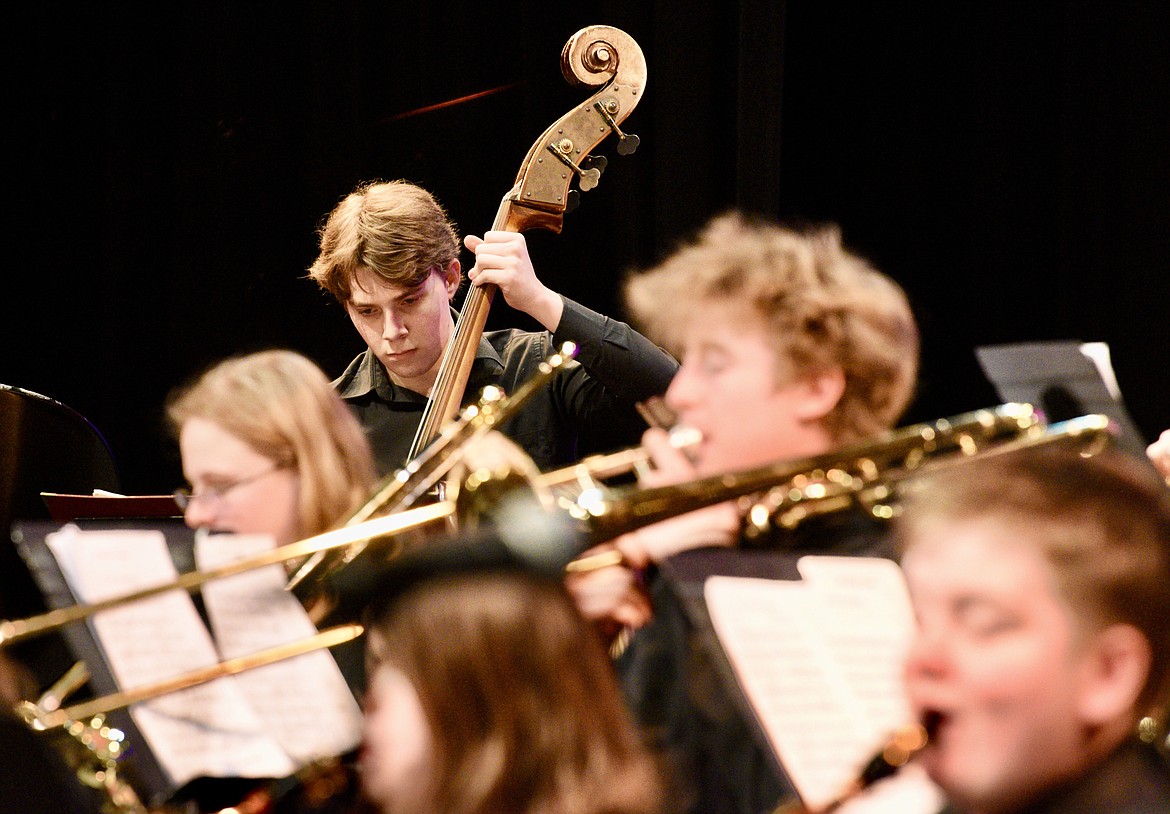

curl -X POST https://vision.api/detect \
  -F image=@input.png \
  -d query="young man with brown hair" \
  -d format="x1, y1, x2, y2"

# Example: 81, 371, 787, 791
308, 179, 678, 476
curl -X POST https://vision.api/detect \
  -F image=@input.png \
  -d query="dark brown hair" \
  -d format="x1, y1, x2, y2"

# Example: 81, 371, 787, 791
308, 180, 461, 304
368, 570, 663, 814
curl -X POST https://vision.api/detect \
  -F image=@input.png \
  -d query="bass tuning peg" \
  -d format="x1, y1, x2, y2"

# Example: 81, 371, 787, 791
594, 99, 640, 156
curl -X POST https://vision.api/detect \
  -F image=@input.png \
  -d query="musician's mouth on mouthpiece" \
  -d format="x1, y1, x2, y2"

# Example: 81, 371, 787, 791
920, 708, 945, 742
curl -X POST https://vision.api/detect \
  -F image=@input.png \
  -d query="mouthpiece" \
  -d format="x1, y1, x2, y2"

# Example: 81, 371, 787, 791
857, 721, 931, 789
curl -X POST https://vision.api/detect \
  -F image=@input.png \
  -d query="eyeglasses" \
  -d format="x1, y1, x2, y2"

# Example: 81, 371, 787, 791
172, 465, 284, 511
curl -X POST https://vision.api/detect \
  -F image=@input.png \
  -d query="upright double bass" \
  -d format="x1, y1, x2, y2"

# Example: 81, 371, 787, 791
286, 25, 646, 597
406, 24, 647, 460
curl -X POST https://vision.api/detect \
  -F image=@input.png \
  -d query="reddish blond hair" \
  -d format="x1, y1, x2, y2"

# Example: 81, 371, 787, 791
624, 212, 918, 445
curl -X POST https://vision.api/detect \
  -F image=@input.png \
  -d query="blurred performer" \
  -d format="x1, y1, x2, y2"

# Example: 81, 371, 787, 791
307, 179, 678, 476
897, 445, 1170, 813
359, 567, 664, 814
4, 351, 380, 814
167, 349, 378, 550
566, 212, 920, 813
167, 349, 380, 812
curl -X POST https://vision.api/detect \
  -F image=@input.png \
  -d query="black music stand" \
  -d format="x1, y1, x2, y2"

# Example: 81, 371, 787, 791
11, 518, 197, 810
974, 340, 1148, 458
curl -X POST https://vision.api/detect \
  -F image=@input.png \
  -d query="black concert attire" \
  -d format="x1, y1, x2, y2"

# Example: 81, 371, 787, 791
335, 297, 679, 476
937, 737, 1170, 814
617, 509, 895, 814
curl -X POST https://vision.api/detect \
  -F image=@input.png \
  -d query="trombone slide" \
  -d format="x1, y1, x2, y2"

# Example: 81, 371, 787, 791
0, 501, 454, 648
28, 624, 364, 731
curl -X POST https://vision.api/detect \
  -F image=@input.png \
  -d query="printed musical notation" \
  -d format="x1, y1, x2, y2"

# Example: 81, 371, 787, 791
704, 556, 944, 814
46, 525, 361, 789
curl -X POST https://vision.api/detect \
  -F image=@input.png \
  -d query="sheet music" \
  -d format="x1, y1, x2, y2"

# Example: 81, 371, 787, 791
704, 556, 942, 814
46, 525, 297, 786
196, 532, 363, 764
1078, 342, 1121, 401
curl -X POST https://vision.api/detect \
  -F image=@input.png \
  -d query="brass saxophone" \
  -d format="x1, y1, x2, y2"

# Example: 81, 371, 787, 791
13, 662, 148, 813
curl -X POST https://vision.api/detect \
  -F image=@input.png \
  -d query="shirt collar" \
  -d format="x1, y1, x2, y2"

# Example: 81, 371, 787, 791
336, 308, 505, 401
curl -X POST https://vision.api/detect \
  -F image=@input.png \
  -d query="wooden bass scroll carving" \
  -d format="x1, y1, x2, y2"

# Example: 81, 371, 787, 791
406, 25, 647, 461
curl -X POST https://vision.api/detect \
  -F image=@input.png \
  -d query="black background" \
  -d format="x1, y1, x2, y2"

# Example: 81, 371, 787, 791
5, 1, 1169, 495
